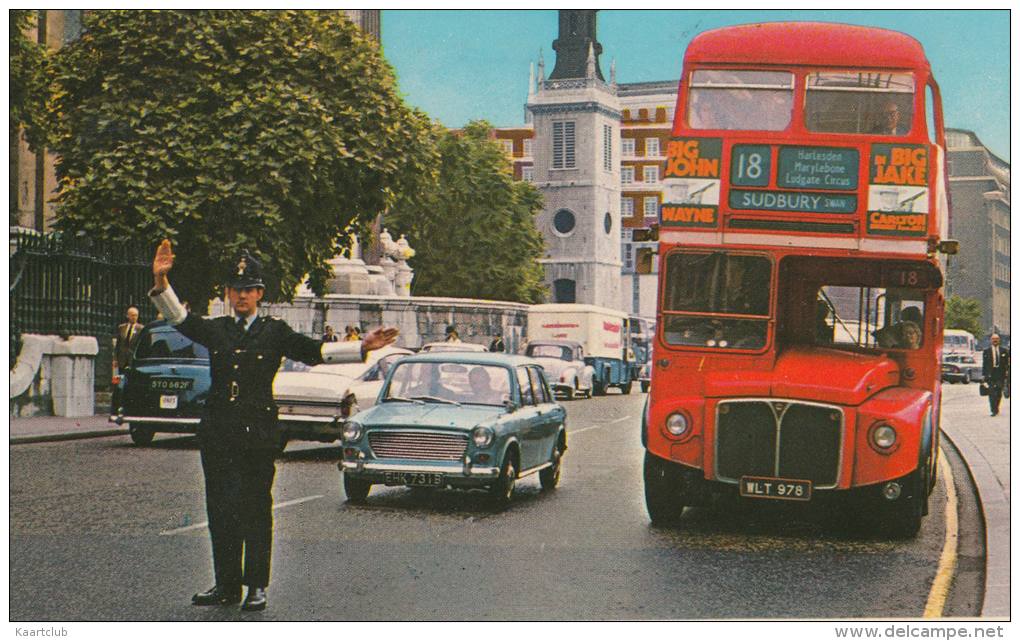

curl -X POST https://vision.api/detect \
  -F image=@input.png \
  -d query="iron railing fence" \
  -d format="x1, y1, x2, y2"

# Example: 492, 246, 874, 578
10, 228, 154, 361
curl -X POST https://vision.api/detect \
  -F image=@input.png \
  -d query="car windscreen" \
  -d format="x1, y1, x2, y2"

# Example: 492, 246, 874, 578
687, 70, 794, 131
383, 362, 511, 406
134, 327, 209, 361
527, 344, 571, 360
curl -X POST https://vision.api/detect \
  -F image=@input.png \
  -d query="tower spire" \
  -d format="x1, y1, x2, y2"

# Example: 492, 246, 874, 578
528, 62, 535, 96
549, 9, 604, 81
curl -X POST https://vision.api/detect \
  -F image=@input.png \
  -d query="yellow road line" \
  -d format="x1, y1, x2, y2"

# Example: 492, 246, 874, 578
923, 449, 958, 618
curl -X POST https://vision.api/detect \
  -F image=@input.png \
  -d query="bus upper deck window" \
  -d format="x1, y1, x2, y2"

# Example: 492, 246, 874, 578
687, 70, 793, 131
804, 71, 915, 135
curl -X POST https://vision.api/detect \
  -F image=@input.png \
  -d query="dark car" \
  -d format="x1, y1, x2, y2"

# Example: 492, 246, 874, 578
110, 321, 210, 445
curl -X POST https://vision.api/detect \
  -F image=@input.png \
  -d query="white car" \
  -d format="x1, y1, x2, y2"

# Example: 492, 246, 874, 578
523, 339, 594, 400
273, 345, 413, 443
419, 341, 488, 353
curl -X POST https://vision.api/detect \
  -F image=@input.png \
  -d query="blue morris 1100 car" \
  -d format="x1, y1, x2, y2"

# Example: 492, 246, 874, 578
339, 352, 567, 506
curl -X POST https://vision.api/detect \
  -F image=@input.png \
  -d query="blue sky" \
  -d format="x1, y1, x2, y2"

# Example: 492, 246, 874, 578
381, 9, 1010, 161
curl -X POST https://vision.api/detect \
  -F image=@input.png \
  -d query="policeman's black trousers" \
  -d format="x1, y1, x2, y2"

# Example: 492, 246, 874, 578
200, 446, 277, 589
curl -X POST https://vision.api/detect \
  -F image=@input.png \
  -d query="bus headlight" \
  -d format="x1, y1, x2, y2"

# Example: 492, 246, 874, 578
665, 412, 689, 438
342, 421, 364, 443
472, 426, 494, 448
870, 423, 897, 451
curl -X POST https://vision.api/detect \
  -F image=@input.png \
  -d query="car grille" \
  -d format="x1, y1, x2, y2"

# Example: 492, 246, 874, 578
716, 400, 842, 488
368, 431, 468, 461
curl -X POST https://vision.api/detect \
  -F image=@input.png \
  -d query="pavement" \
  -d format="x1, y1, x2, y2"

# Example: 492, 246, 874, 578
9, 385, 1010, 617
938, 384, 1011, 618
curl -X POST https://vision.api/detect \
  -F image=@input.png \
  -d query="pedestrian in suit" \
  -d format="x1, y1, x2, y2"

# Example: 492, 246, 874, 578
114, 306, 144, 373
982, 334, 1010, 416
148, 239, 397, 611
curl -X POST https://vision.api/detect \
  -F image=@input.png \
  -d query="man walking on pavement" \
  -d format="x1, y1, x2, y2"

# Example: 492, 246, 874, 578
982, 333, 1009, 416
113, 306, 144, 373
148, 239, 397, 611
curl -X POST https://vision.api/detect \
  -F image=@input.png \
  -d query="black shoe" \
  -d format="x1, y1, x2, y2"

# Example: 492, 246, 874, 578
241, 587, 267, 611
192, 585, 242, 606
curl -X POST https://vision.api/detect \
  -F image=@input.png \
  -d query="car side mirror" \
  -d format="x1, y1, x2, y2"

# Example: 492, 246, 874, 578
503, 396, 518, 412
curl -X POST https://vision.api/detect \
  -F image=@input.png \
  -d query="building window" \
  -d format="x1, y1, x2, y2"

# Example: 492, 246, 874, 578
604, 211, 613, 234
552, 209, 576, 237
621, 197, 634, 216
645, 137, 660, 157
644, 196, 658, 217
522, 166, 534, 182
643, 166, 659, 183
623, 243, 634, 270
501, 139, 514, 156
523, 138, 533, 157
553, 279, 576, 303
552, 121, 576, 169
603, 124, 612, 172
622, 138, 635, 157
621, 166, 634, 184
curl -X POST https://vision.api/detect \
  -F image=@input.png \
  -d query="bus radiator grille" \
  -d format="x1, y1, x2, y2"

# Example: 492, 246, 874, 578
716, 400, 842, 487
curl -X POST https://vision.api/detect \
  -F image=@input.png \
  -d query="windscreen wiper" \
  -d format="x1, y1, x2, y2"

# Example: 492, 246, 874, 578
410, 395, 462, 407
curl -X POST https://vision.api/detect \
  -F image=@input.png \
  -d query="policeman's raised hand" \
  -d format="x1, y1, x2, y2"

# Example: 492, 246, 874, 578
153, 239, 175, 290
362, 327, 399, 353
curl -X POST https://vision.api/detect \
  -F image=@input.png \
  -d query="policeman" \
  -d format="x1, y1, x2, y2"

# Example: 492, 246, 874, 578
148, 239, 397, 611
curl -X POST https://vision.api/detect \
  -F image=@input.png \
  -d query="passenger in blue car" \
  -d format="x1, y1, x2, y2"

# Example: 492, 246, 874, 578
148, 239, 397, 612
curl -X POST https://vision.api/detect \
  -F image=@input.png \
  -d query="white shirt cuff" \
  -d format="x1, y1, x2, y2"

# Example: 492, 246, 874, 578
148, 285, 188, 325
321, 340, 364, 363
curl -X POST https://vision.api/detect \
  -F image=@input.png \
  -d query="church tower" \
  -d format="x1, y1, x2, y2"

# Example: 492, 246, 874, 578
527, 9, 622, 309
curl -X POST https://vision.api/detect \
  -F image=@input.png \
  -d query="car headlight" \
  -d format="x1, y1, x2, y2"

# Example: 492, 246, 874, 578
665, 412, 689, 437
472, 426, 494, 448
871, 423, 897, 450
342, 421, 364, 443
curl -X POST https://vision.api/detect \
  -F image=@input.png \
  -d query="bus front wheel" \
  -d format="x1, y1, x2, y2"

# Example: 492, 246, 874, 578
643, 452, 686, 527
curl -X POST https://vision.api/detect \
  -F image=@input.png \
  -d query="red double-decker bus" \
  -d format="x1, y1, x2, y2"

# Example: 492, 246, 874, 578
642, 23, 955, 537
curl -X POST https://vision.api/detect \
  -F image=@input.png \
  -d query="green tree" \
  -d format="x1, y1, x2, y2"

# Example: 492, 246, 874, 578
10, 9, 50, 150
388, 121, 547, 303
944, 295, 983, 339
48, 10, 437, 308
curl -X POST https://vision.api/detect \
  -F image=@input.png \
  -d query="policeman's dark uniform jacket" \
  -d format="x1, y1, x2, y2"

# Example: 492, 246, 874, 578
149, 254, 363, 601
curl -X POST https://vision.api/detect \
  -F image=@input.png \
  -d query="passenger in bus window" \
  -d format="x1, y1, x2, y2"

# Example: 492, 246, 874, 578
900, 321, 922, 350
871, 100, 909, 136
874, 305, 923, 349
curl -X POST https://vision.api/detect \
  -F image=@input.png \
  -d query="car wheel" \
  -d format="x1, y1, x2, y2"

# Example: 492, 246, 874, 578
641, 381, 650, 393
643, 452, 686, 527
564, 385, 574, 401
593, 379, 607, 397
489, 452, 518, 507
343, 473, 371, 504
964, 371, 972, 384
539, 437, 563, 491
128, 424, 155, 446
620, 381, 633, 395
